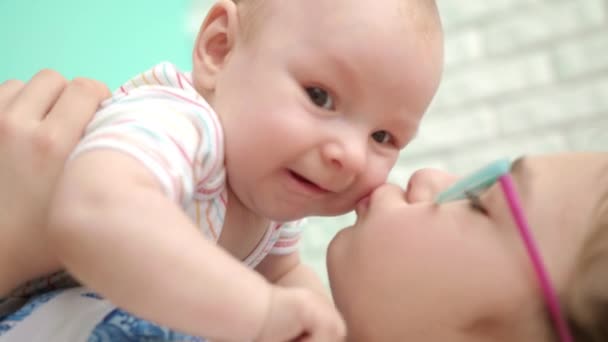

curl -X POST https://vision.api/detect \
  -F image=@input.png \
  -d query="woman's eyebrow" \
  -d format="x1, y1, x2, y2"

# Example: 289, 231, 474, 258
510, 156, 525, 174
510, 156, 531, 196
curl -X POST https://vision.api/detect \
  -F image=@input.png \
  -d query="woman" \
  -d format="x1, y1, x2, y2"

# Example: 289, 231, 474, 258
1, 73, 607, 341
328, 153, 608, 341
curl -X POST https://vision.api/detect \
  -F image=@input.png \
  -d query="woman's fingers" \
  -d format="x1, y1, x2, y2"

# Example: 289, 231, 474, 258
42, 78, 110, 148
0, 79, 25, 113
5, 69, 67, 121
0, 70, 110, 173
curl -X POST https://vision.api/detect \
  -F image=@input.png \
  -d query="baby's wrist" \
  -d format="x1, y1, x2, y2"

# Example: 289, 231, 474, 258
252, 282, 275, 341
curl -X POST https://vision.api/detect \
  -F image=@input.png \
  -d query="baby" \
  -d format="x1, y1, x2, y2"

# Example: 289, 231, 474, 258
1, 0, 444, 340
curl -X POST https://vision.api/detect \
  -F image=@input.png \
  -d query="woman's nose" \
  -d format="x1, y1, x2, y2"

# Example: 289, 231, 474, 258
405, 168, 459, 203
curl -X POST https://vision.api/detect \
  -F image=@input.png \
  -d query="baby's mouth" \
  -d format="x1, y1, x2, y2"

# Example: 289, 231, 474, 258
289, 171, 329, 193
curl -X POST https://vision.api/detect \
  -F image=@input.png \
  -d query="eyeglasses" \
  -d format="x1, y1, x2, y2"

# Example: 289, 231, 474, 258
435, 159, 573, 342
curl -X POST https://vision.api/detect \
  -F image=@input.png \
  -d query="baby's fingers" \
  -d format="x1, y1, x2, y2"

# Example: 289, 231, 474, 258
300, 294, 346, 342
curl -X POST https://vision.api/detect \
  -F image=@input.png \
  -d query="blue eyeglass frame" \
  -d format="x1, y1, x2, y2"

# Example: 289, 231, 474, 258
435, 159, 573, 342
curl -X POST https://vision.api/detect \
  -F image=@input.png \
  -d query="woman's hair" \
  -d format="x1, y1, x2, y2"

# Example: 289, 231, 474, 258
563, 180, 608, 341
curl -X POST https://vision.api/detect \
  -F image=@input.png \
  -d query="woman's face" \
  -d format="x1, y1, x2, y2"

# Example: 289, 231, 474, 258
327, 152, 608, 341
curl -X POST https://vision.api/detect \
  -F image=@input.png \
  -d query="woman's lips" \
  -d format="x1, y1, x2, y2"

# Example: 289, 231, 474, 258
355, 195, 370, 216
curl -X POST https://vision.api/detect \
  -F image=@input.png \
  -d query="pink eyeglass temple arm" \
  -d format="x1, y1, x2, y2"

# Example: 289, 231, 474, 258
499, 175, 573, 342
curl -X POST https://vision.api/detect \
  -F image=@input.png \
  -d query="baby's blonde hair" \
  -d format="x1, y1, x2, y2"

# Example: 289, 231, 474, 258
230, 0, 442, 44
230, 0, 265, 42
563, 166, 608, 341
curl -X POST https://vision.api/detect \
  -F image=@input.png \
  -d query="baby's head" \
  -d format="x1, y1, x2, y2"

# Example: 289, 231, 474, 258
190, 0, 444, 222
327, 152, 608, 341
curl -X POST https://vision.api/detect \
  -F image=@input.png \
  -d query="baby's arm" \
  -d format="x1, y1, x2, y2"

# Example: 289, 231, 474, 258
256, 253, 330, 300
48, 149, 271, 340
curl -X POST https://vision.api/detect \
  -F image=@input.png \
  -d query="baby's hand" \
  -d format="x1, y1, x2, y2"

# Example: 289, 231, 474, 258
256, 285, 346, 342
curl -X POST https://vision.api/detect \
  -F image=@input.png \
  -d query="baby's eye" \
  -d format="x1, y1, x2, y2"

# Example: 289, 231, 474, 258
371, 130, 393, 144
465, 192, 488, 215
305, 86, 335, 110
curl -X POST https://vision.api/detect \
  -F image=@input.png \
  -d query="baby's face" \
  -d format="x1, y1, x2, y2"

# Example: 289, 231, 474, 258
327, 152, 608, 340
209, 0, 443, 221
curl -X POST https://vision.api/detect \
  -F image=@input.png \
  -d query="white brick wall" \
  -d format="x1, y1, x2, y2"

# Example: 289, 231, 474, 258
301, 0, 608, 286
188, 0, 608, 285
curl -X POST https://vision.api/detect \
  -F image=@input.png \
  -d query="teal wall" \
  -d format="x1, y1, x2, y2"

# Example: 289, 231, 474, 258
0, 0, 193, 89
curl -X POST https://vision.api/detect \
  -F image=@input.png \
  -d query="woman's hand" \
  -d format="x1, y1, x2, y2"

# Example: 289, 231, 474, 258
0, 70, 110, 281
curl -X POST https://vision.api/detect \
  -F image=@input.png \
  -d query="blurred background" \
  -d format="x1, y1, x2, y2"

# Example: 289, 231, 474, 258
2, 0, 607, 286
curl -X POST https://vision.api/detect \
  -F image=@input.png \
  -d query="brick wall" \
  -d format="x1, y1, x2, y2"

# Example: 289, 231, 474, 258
301, 0, 608, 285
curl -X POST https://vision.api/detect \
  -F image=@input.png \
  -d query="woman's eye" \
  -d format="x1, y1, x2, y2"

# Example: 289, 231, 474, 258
466, 192, 488, 215
305, 86, 334, 110
371, 130, 393, 144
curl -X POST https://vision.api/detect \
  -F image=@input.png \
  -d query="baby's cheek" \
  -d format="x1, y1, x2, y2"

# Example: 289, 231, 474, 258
360, 176, 390, 198
366, 160, 395, 188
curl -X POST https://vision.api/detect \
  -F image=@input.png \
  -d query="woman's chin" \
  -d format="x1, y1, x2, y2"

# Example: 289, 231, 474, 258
326, 226, 354, 300
326, 226, 352, 275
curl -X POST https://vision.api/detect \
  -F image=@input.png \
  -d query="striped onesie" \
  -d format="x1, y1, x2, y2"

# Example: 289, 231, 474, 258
0, 62, 302, 317
74, 62, 303, 265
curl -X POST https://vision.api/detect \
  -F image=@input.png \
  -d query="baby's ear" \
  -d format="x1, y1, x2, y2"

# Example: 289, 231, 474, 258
192, 0, 239, 92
